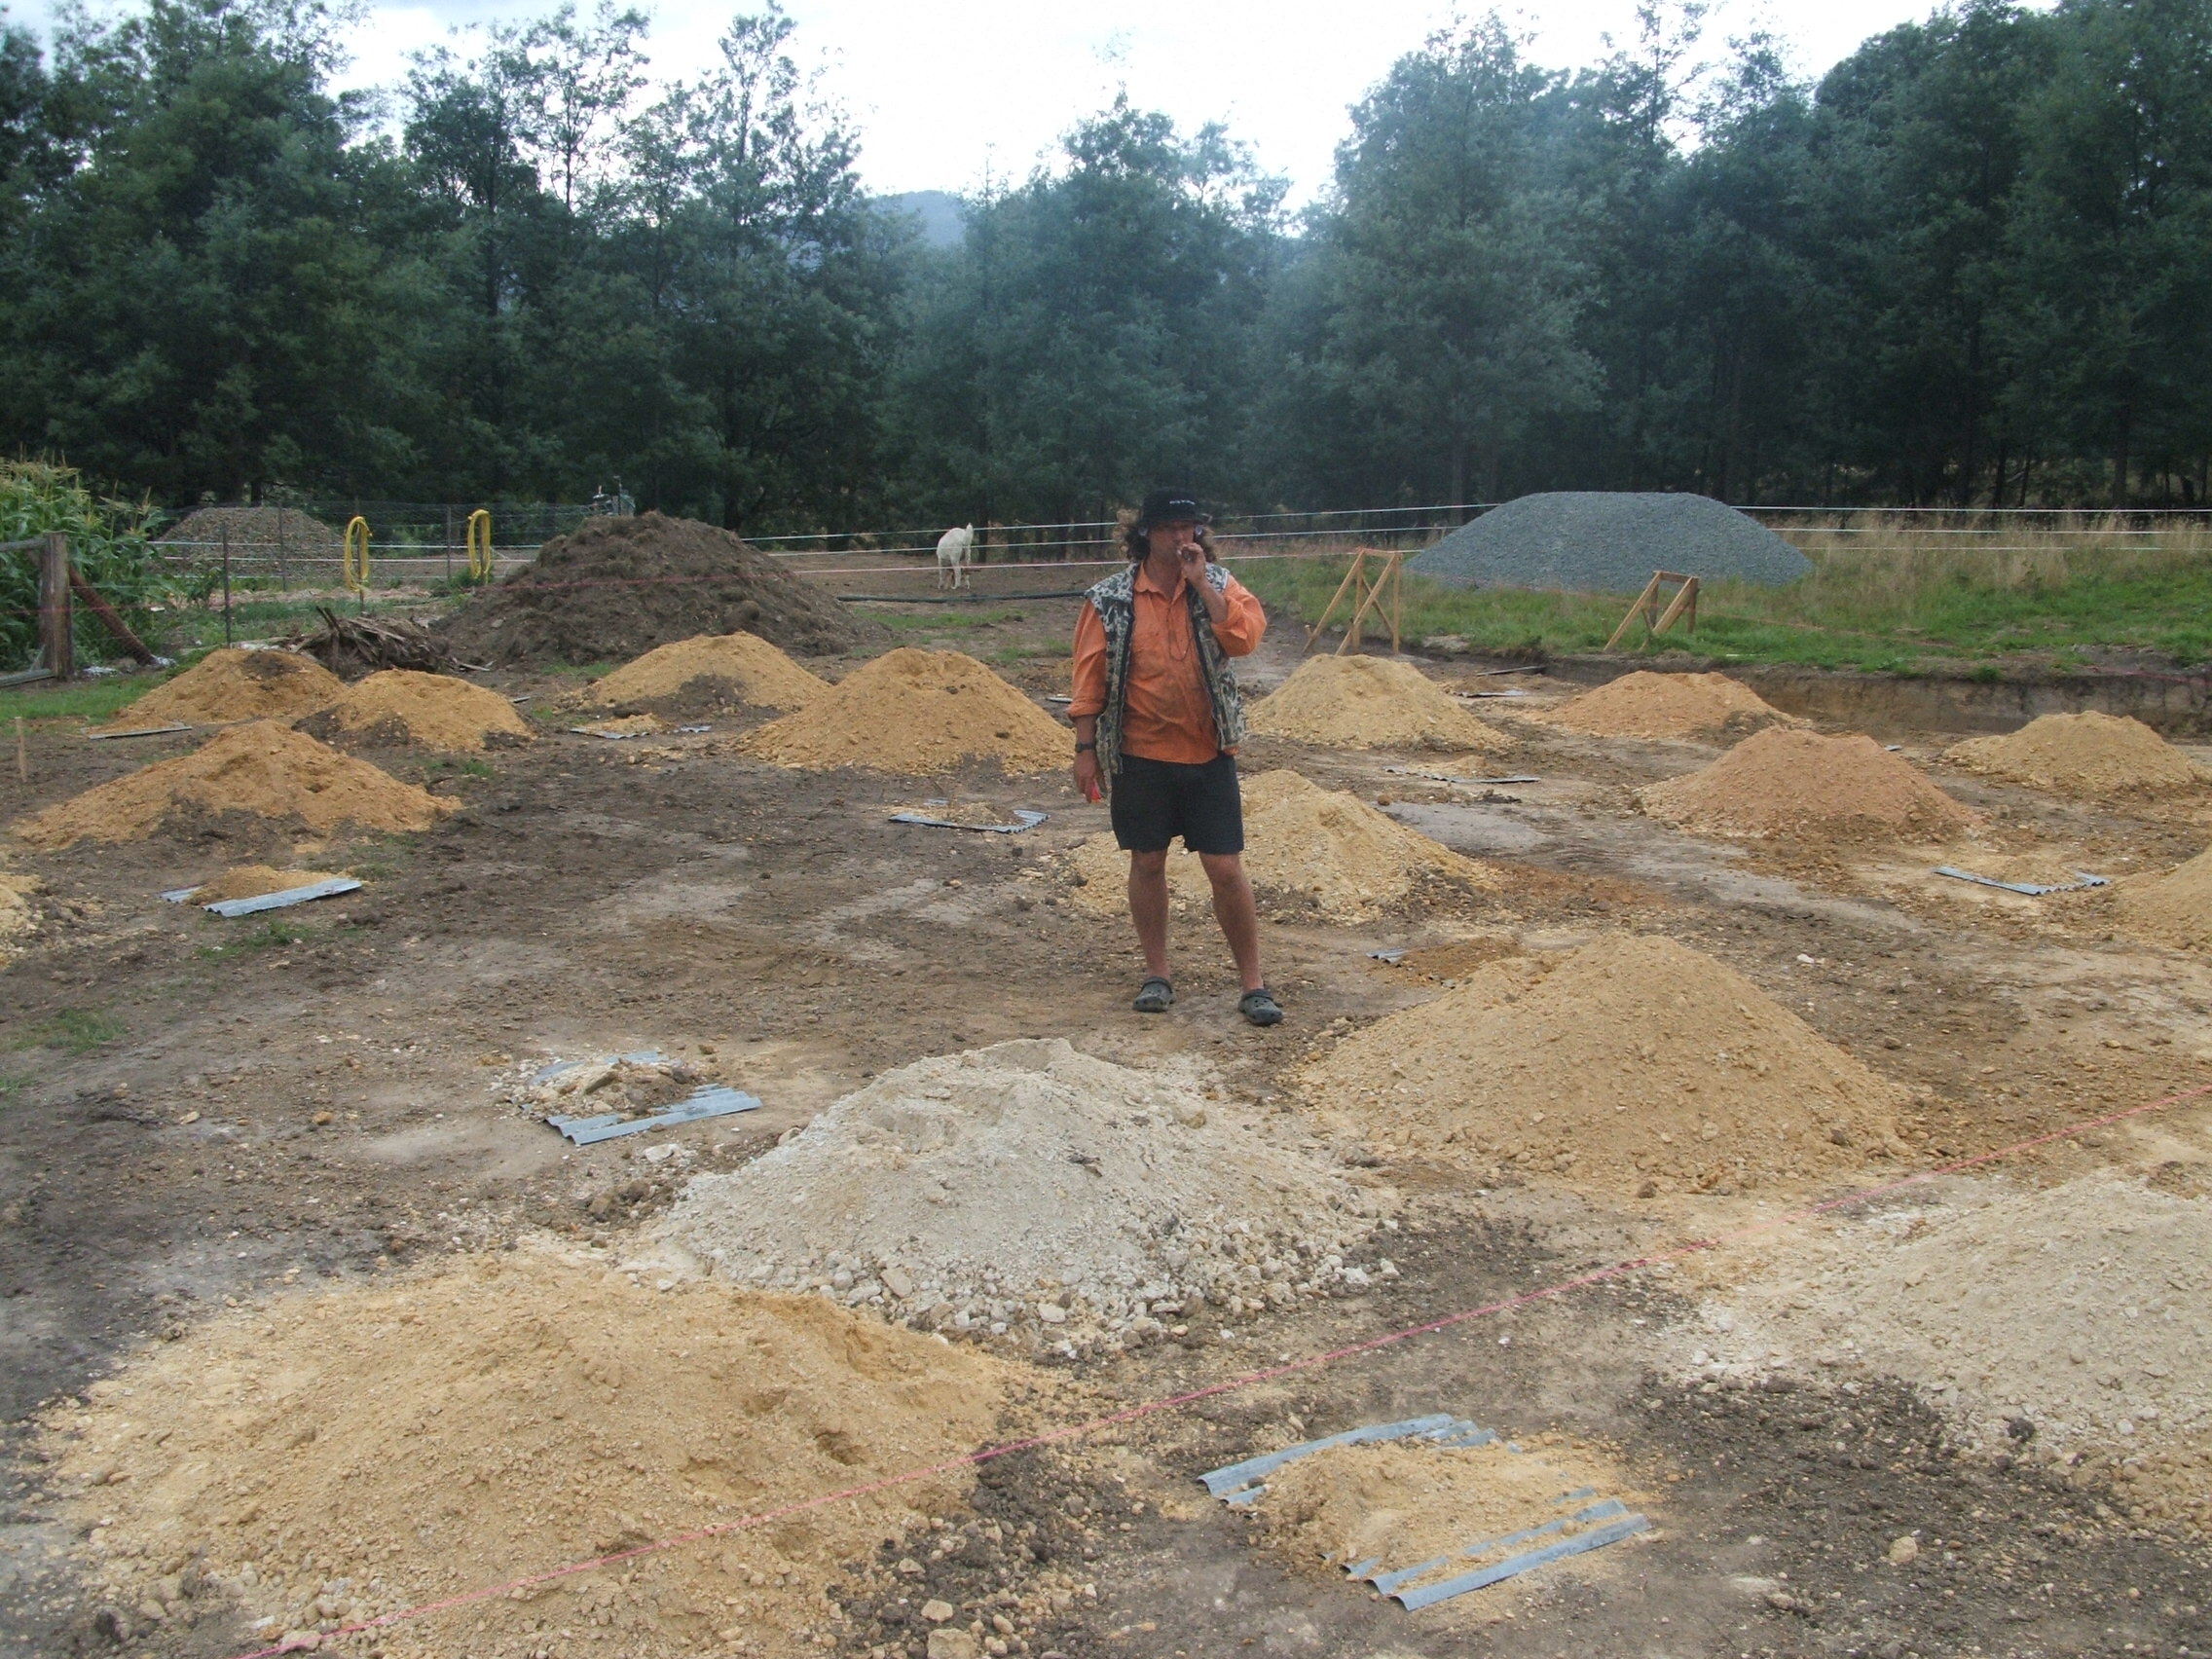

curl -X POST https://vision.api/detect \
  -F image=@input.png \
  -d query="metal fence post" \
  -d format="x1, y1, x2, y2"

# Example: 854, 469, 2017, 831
276, 505, 289, 591
222, 528, 233, 646
40, 532, 72, 679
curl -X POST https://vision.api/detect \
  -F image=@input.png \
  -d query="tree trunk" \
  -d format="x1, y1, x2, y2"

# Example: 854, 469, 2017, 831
1960, 318, 1981, 506
1450, 436, 1468, 519
2113, 403, 2133, 509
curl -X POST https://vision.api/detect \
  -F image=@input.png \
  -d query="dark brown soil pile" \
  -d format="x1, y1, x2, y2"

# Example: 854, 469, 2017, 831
436, 512, 882, 666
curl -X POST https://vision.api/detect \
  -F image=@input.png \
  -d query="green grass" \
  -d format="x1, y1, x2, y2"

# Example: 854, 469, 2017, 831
0, 1073, 26, 1103
344, 834, 416, 881
196, 918, 319, 960
882, 608, 1026, 632
0, 674, 171, 723
1237, 519, 2212, 673
17, 1009, 125, 1053
421, 756, 495, 778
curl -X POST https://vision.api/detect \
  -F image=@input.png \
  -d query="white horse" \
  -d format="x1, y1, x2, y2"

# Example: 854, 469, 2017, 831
936, 524, 976, 590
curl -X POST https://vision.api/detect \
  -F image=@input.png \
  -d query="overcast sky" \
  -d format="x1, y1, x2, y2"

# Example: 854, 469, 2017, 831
28, 0, 1951, 203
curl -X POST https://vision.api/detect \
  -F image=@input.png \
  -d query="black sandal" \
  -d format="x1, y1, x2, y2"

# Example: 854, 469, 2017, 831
1133, 977, 1174, 1014
1238, 987, 1284, 1026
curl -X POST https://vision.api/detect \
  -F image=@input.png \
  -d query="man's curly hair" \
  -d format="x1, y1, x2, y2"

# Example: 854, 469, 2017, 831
1119, 508, 1214, 564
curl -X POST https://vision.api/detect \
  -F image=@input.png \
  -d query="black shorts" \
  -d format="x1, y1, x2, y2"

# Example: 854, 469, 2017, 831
1110, 752, 1245, 856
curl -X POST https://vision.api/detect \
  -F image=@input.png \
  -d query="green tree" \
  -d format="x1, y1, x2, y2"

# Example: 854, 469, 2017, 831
11, 0, 413, 498
889, 97, 1282, 526
2005, 0, 2212, 503
1293, 18, 1599, 506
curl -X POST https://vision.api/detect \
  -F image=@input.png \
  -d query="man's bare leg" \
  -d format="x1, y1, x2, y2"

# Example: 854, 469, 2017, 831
1198, 851, 1264, 993
1127, 849, 1172, 981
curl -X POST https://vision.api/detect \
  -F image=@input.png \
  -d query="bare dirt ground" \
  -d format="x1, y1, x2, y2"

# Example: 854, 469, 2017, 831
4, 593, 2211, 1659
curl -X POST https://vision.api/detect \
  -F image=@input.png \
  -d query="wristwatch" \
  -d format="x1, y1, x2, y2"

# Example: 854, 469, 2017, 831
1075, 742, 1096, 753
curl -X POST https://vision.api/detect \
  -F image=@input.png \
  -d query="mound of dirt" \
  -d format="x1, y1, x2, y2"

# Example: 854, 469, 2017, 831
1689, 1173, 2212, 1504
1064, 769, 1499, 921
1248, 655, 1509, 752
1538, 670, 1798, 741
1640, 727, 1977, 843
1945, 711, 2207, 796
665, 1039, 1392, 1357
1298, 934, 1907, 1197
2118, 844, 2212, 948
93, 647, 343, 732
38, 1246, 1018, 1659
436, 511, 882, 666
1258, 1434, 1642, 1591
739, 648, 1067, 774
15, 721, 454, 848
0, 864, 39, 964
577, 630, 829, 711
183, 865, 349, 903
311, 668, 535, 751
156, 504, 342, 557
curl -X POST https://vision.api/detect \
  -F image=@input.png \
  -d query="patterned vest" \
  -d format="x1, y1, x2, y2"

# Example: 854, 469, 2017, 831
1085, 560, 1248, 776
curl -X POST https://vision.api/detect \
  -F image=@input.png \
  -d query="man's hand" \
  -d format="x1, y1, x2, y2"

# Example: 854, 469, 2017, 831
1075, 749, 1103, 802
1176, 539, 1206, 584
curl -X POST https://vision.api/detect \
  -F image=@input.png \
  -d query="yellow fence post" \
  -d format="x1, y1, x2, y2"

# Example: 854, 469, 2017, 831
343, 516, 372, 600
466, 509, 495, 581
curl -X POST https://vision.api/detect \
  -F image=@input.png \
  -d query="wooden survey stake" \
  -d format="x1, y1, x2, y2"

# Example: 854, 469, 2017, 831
1604, 570, 1699, 651
1306, 547, 1405, 655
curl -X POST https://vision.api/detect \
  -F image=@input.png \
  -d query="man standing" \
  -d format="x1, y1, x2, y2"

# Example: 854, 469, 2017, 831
1070, 490, 1282, 1026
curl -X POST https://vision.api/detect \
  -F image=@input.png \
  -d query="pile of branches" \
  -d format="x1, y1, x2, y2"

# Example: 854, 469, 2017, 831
287, 606, 485, 678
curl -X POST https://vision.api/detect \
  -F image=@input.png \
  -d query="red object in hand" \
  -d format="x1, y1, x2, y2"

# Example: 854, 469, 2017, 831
1085, 779, 1102, 802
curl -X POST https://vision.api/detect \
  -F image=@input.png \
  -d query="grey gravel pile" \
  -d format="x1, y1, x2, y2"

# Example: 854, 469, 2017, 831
1409, 492, 1811, 593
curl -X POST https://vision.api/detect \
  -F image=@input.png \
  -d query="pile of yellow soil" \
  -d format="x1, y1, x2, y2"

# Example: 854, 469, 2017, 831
92, 647, 341, 732
1259, 1435, 1642, 1587
1379, 933, 1521, 984
14, 722, 454, 849
740, 647, 1067, 774
577, 631, 829, 711
183, 865, 350, 903
2119, 844, 2212, 948
1944, 712, 2207, 796
1640, 727, 1976, 843
316, 669, 535, 751
1537, 670, 1797, 741
40, 1248, 1020, 1659
1248, 655, 1509, 752
1299, 934, 1907, 1197
1066, 769, 1498, 921
0, 864, 39, 964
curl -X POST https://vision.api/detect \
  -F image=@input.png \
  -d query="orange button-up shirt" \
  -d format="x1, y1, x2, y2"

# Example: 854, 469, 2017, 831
1070, 562, 1268, 764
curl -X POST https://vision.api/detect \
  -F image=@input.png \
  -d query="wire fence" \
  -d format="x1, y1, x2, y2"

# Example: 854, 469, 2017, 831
137, 500, 2212, 597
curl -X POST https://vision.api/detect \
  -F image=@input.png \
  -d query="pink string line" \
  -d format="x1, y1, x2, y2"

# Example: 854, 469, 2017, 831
217, 1077, 2212, 1658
